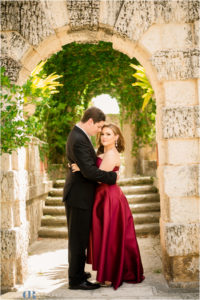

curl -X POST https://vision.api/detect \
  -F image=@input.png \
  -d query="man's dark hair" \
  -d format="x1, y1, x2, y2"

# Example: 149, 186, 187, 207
81, 107, 106, 123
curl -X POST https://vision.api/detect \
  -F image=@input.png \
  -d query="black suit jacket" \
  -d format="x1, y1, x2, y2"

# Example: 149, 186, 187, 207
63, 126, 117, 210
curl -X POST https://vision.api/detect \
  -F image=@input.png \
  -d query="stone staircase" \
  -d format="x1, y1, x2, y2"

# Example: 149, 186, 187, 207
38, 176, 160, 238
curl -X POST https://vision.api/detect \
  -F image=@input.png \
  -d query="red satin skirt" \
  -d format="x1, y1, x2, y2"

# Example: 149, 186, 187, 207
87, 183, 145, 289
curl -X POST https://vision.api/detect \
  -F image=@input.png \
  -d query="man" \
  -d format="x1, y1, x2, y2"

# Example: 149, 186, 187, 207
63, 107, 117, 290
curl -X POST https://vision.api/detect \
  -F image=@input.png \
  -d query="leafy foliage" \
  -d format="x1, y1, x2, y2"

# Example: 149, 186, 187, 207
0, 65, 62, 155
35, 41, 156, 163
130, 64, 154, 111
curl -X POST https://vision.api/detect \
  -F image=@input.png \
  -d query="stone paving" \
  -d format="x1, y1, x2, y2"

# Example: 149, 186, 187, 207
1, 237, 199, 300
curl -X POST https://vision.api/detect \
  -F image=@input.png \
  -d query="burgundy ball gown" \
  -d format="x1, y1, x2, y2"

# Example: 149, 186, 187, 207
87, 157, 145, 289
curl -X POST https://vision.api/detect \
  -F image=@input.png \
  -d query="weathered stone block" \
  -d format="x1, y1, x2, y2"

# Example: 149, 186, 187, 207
163, 80, 197, 106
140, 24, 193, 54
164, 165, 198, 197
194, 20, 200, 47
151, 49, 200, 80
168, 139, 199, 164
12, 148, 26, 171
99, 0, 123, 28
1, 225, 29, 289
1, 32, 30, 61
114, 0, 153, 41
1, 229, 17, 259
0, 57, 21, 82
162, 106, 199, 138
164, 223, 199, 256
157, 140, 167, 165
1, 203, 14, 229
114, 1, 199, 41
67, 0, 100, 30
172, 256, 199, 282
13, 199, 26, 228
26, 195, 45, 243
1, 153, 12, 171
1, 171, 16, 202
169, 197, 199, 223
1, 170, 28, 202
1, 0, 54, 46
40, 0, 69, 29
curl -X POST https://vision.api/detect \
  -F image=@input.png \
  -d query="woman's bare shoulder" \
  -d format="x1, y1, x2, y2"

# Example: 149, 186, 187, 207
104, 149, 120, 164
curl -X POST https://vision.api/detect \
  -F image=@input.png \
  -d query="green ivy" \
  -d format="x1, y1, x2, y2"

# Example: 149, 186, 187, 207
36, 41, 155, 163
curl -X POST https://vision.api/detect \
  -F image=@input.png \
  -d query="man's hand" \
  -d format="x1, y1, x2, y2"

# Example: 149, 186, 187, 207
71, 163, 80, 172
116, 171, 120, 181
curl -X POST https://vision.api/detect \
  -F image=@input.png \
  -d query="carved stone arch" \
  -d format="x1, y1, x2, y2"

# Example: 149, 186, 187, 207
1, 0, 199, 291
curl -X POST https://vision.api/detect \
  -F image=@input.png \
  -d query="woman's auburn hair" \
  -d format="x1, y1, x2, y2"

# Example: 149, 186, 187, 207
96, 123, 125, 155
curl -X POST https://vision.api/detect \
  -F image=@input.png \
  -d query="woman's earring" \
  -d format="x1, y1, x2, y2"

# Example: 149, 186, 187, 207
115, 140, 118, 148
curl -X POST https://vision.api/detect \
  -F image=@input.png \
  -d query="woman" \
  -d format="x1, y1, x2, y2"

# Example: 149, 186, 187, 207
71, 123, 144, 289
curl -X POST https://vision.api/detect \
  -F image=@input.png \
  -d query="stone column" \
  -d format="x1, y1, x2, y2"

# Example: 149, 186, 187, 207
0, 139, 52, 292
1, 149, 29, 292
152, 51, 200, 287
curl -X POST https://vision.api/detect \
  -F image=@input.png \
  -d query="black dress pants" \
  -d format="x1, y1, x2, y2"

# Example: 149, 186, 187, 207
65, 202, 92, 286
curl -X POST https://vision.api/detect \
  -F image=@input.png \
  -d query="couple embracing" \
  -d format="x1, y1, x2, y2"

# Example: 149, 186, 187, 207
63, 107, 144, 290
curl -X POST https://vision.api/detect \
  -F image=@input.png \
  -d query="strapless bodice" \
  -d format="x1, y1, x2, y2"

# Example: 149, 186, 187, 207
96, 157, 119, 172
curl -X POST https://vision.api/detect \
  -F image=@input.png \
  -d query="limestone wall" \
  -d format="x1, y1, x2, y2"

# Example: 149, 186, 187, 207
1, 0, 199, 290
1, 138, 52, 292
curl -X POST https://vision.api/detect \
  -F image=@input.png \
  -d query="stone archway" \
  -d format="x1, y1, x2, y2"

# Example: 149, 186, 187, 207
1, 0, 199, 291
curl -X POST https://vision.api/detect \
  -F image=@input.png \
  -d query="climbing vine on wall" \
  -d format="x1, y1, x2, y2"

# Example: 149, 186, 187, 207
35, 41, 156, 163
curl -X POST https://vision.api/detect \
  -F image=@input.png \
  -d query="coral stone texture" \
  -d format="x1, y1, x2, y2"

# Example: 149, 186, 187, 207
0, 0, 199, 291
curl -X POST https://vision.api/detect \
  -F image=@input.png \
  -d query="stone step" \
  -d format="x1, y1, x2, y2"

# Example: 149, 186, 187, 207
45, 196, 64, 206
49, 184, 157, 197
38, 222, 160, 239
43, 206, 65, 215
54, 177, 154, 188
43, 201, 160, 217
38, 226, 68, 238
133, 212, 160, 224
53, 180, 65, 188
130, 202, 160, 213
41, 211, 160, 227
45, 193, 159, 207
118, 176, 153, 186
135, 223, 160, 236
49, 188, 63, 197
121, 185, 157, 195
126, 193, 160, 204
41, 215, 66, 226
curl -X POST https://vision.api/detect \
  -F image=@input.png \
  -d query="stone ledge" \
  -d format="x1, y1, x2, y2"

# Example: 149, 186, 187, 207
162, 106, 199, 139
26, 181, 52, 201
